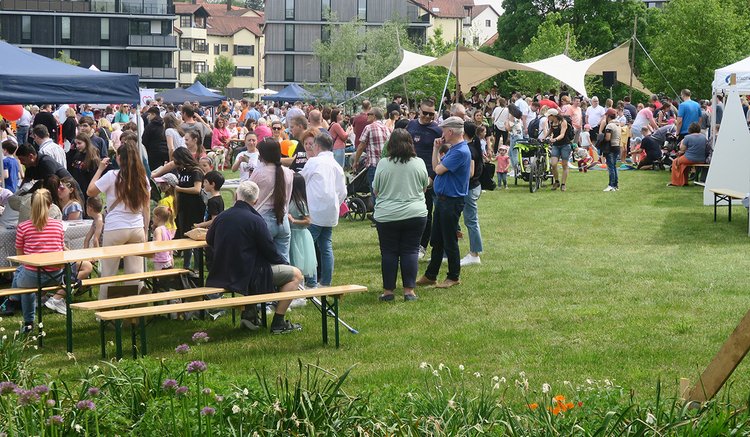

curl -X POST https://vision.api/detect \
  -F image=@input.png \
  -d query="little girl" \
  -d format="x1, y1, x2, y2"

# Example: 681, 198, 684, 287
494, 146, 510, 189
154, 173, 178, 233
287, 173, 317, 290
151, 205, 175, 270
57, 177, 83, 220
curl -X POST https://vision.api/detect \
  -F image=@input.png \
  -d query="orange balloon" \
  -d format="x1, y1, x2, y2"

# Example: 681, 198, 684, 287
280, 139, 293, 157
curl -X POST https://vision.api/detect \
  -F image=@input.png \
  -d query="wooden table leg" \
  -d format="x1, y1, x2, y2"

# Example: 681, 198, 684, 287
334, 295, 340, 349
714, 193, 718, 222
36, 269, 43, 348
64, 263, 74, 353
115, 320, 123, 360
321, 296, 328, 345
140, 317, 147, 357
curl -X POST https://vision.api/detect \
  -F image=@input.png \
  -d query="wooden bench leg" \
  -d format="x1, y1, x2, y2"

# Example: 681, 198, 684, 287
139, 317, 147, 357
131, 322, 138, 359
321, 296, 328, 345
729, 197, 733, 222
100, 321, 106, 359
115, 320, 123, 360
36, 270, 43, 348
334, 295, 340, 348
260, 303, 267, 328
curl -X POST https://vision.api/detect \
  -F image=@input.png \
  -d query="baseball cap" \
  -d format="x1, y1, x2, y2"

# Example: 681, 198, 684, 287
439, 116, 464, 130
545, 108, 559, 117
154, 173, 178, 186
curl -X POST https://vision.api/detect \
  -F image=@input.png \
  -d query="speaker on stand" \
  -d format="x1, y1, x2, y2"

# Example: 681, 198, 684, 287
603, 71, 617, 100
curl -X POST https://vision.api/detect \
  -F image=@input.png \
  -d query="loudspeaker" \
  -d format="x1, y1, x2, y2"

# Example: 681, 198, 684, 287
603, 71, 617, 88
346, 77, 360, 92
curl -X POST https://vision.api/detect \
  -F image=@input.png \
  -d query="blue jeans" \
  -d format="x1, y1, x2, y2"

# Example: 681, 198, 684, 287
462, 185, 483, 254
605, 150, 619, 188
309, 224, 334, 286
262, 212, 291, 263
16, 126, 29, 146
509, 134, 522, 170
11, 266, 63, 324
497, 172, 508, 187
367, 165, 377, 205
333, 149, 345, 168
425, 195, 464, 281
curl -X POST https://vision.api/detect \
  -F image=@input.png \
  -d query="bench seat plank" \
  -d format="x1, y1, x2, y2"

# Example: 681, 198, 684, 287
0, 285, 63, 298
71, 287, 226, 311
96, 285, 367, 321
81, 268, 190, 287
0, 266, 17, 274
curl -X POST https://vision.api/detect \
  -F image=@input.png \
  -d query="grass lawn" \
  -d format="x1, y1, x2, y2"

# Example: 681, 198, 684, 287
20, 167, 750, 406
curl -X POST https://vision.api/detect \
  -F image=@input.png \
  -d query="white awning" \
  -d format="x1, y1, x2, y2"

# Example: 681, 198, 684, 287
713, 55, 750, 94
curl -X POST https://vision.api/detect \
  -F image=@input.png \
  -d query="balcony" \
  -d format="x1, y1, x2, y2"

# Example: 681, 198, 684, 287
129, 35, 177, 48
129, 67, 177, 79
1, 0, 90, 12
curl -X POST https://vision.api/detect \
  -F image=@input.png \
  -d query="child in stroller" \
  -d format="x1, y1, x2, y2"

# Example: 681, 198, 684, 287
344, 166, 373, 221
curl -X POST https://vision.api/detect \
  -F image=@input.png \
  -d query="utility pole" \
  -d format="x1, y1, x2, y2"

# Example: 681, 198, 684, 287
454, 19, 460, 104
629, 14, 637, 100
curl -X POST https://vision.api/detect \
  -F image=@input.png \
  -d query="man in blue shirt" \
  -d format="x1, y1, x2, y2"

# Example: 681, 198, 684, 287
407, 98, 442, 258
416, 116, 471, 289
675, 89, 701, 140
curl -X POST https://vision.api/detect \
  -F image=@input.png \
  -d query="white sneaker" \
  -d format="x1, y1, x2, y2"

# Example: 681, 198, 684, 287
603, 186, 615, 192
460, 254, 481, 266
45, 297, 67, 315
289, 298, 307, 309
417, 246, 426, 260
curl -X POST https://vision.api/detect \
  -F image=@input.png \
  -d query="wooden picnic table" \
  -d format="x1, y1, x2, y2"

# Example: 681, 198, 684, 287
7, 238, 207, 353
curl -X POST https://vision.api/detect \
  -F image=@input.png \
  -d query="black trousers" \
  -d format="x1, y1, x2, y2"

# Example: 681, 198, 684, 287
376, 216, 427, 290
420, 186, 434, 249
425, 195, 464, 282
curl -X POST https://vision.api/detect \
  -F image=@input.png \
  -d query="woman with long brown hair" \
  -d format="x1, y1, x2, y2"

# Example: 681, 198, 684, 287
87, 141, 150, 300
249, 137, 293, 262
67, 132, 101, 205
163, 113, 185, 161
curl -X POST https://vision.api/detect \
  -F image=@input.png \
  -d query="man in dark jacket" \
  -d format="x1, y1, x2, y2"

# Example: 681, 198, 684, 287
206, 180, 303, 334
141, 107, 169, 168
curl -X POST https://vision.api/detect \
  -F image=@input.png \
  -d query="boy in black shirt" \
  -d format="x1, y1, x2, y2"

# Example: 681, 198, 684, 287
195, 170, 225, 269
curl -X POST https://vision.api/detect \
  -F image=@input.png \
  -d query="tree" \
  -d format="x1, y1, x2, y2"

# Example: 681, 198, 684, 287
196, 55, 234, 91
244, 0, 263, 10
55, 51, 79, 66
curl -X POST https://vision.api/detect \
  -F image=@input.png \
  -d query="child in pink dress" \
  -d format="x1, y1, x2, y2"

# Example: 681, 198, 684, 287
151, 206, 175, 270
494, 146, 511, 189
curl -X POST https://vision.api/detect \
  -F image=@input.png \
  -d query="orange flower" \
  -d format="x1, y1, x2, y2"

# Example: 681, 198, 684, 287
554, 394, 566, 402
528, 403, 539, 410
566, 402, 574, 410
552, 406, 561, 415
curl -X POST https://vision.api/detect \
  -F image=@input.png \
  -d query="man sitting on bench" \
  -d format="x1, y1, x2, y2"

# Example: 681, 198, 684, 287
206, 180, 303, 334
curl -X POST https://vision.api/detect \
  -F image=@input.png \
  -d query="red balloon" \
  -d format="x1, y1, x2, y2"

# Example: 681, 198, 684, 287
0, 105, 23, 121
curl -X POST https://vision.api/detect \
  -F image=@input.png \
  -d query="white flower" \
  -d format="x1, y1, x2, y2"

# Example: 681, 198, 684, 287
273, 400, 281, 413
34, 345, 38, 350
432, 370, 439, 377
542, 383, 551, 394
473, 372, 482, 378
232, 405, 241, 414
646, 412, 656, 425
563, 380, 571, 386
66, 352, 76, 362
447, 399, 456, 409
0, 327, 5, 332
419, 362, 428, 369
41, 331, 46, 337
38, 322, 43, 329
13, 330, 19, 338
458, 364, 465, 371
519, 371, 526, 378
91, 365, 99, 372
438, 363, 445, 371
500, 377, 506, 384
604, 379, 612, 387
0, 316, 3, 321
492, 376, 499, 382
243, 388, 249, 396
32, 336, 37, 341
74, 424, 83, 433
492, 383, 500, 390
586, 378, 594, 385
1, 335, 6, 341
108, 341, 114, 346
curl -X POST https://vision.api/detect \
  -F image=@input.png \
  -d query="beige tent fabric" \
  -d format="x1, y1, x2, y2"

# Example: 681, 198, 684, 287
428, 46, 536, 91
582, 42, 651, 95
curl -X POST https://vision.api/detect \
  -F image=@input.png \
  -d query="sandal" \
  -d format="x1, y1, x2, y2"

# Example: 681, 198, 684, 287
551, 181, 560, 191
378, 293, 395, 302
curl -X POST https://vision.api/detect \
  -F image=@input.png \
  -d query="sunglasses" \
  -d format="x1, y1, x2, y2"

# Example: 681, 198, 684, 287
273, 127, 283, 130
420, 111, 435, 117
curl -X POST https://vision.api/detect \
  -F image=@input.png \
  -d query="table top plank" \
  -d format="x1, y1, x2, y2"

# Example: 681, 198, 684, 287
709, 188, 746, 199
8, 239, 207, 267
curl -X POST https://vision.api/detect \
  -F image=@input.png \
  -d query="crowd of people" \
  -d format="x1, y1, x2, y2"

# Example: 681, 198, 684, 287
0, 86, 746, 334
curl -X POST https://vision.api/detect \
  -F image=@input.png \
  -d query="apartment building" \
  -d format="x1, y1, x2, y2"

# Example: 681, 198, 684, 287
0, 0, 178, 88
174, 1, 264, 97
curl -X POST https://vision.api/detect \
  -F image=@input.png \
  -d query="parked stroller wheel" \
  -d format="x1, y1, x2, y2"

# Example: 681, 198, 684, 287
347, 197, 367, 221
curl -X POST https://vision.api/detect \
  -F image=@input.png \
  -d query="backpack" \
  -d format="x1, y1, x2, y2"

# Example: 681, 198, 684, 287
480, 162, 497, 191
528, 117, 541, 139
508, 103, 523, 119
562, 115, 575, 143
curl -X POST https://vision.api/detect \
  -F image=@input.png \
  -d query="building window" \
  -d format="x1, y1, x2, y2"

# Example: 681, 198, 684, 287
357, 0, 366, 20
235, 67, 255, 77
485, 19, 491, 27
61, 17, 70, 42
101, 18, 110, 41
130, 20, 149, 35
180, 38, 191, 50
193, 39, 207, 53
100, 50, 109, 71
179, 15, 191, 28
214, 44, 220, 55
285, 0, 294, 20
234, 45, 254, 55
221, 44, 228, 52
284, 55, 294, 82
194, 16, 205, 28
22, 16, 31, 42
285, 25, 294, 51
180, 61, 191, 73
321, 26, 330, 43
194, 62, 207, 74
321, 0, 331, 19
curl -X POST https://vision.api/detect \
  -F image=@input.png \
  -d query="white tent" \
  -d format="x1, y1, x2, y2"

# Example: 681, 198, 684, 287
712, 56, 750, 94
350, 49, 437, 101
703, 88, 750, 205
428, 46, 535, 91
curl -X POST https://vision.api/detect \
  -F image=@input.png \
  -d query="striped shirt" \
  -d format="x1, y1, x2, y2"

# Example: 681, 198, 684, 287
15, 219, 65, 271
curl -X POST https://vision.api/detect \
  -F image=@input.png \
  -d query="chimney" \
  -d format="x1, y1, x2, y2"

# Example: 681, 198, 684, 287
227, 0, 231, 11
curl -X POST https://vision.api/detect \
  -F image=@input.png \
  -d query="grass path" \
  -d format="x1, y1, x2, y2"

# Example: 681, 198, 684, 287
24, 168, 750, 405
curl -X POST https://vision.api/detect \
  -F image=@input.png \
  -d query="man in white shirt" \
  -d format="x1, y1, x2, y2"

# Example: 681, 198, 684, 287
300, 134, 347, 287
491, 98, 510, 146
16, 107, 33, 145
511, 92, 529, 134
585, 96, 606, 140
31, 125, 66, 168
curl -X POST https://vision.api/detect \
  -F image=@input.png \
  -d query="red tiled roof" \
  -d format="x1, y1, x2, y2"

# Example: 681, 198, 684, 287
206, 15, 263, 37
471, 4, 490, 19
174, 3, 206, 15
410, 0, 474, 18
483, 32, 498, 47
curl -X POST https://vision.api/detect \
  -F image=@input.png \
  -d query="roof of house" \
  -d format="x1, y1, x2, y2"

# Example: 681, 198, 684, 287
483, 32, 498, 47
174, 3, 208, 15
472, 4, 501, 19
175, 1, 262, 18
410, 0, 475, 18
206, 15, 263, 37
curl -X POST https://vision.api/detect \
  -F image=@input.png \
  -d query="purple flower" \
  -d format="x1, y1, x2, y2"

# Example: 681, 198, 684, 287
162, 379, 179, 390
16, 388, 40, 405
200, 406, 216, 416
186, 360, 207, 374
192, 331, 210, 343
32, 385, 49, 395
46, 399, 56, 407
215, 395, 224, 402
76, 400, 96, 411
175, 344, 190, 354
87, 387, 100, 397
175, 386, 189, 396
47, 415, 64, 426
0, 381, 17, 395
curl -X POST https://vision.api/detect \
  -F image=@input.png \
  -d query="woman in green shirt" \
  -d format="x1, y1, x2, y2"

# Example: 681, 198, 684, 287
372, 129, 429, 302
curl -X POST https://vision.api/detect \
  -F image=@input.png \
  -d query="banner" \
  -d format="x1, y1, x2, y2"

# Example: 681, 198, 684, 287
139, 88, 155, 106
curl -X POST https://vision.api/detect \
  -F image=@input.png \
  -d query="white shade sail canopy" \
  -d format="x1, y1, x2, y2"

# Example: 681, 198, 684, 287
428, 46, 536, 91
346, 49, 437, 102
713, 55, 750, 94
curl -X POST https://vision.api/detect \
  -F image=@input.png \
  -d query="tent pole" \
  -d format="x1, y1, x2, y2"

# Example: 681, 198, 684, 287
454, 20, 460, 104
395, 31, 410, 110
629, 15, 637, 100
437, 44, 458, 117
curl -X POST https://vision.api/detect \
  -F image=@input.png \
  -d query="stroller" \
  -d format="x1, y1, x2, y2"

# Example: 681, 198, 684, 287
344, 167, 373, 221
513, 139, 552, 187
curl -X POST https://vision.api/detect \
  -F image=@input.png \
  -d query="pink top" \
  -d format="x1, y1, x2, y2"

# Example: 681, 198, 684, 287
153, 225, 174, 264
255, 125, 273, 143
496, 155, 510, 173
211, 127, 230, 149
15, 219, 65, 271
329, 122, 347, 150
